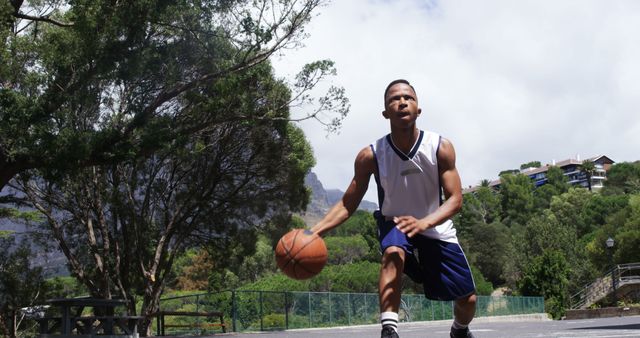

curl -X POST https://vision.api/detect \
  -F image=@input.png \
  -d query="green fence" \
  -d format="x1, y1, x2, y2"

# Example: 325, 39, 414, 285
158, 291, 545, 334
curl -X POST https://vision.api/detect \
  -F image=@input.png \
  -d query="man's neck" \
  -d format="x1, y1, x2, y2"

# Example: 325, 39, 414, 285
389, 127, 420, 154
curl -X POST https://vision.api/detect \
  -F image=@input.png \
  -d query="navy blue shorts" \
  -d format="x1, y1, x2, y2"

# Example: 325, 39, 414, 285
377, 216, 476, 301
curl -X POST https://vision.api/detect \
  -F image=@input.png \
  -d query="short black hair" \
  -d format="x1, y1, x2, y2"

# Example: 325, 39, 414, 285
383, 79, 416, 102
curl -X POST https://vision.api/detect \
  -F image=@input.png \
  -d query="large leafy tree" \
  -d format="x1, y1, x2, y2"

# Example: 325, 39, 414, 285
518, 249, 569, 319
499, 173, 535, 227
602, 162, 640, 195
330, 210, 379, 262
586, 194, 640, 268
0, 0, 348, 191
533, 166, 569, 210
579, 160, 596, 191
469, 221, 510, 286
456, 185, 500, 234
12, 61, 319, 335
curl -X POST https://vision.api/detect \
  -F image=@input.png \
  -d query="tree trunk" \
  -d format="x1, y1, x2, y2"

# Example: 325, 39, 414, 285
10, 311, 17, 338
140, 285, 163, 337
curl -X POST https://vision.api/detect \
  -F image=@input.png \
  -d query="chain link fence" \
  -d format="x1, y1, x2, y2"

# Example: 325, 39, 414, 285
157, 291, 545, 334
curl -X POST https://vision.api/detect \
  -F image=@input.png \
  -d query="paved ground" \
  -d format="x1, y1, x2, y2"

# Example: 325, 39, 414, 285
206, 315, 640, 338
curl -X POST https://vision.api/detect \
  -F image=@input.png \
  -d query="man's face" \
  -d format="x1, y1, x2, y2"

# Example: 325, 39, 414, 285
382, 83, 421, 127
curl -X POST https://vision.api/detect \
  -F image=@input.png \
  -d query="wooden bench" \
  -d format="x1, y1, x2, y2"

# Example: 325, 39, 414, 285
34, 316, 62, 334
152, 311, 226, 336
73, 316, 144, 335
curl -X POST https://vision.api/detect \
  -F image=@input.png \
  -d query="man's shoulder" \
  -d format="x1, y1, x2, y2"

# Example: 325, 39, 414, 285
422, 129, 441, 138
355, 145, 376, 172
372, 133, 389, 144
356, 144, 375, 159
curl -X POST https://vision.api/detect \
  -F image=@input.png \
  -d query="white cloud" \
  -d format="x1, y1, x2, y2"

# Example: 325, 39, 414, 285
272, 0, 640, 202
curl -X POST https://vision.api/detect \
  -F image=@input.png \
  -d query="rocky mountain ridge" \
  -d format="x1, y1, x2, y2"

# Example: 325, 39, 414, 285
299, 172, 377, 225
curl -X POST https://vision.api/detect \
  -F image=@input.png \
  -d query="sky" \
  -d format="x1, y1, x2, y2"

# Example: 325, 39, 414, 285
271, 0, 640, 203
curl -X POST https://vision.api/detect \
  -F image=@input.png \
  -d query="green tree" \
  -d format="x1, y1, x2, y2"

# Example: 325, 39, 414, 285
4, 2, 350, 335
325, 235, 369, 265
602, 161, 640, 195
456, 193, 482, 238
584, 207, 630, 273
580, 160, 596, 191
331, 210, 379, 262
475, 186, 501, 224
518, 250, 569, 319
0, 0, 348, 191
44, 276, 88, 299
470, 266, 493, 296
0, 236, 47, 338
520, 161, 541, 170
612, 195, 640, 263
14, 70, 317, 335
469, 221, 510, 286
174, 249, 213, 291
322, 261, 379, 293
533, 166, 570, 210
615, 230, 640, 264
457, 185, 500, 232
498, 169, 519, 176
548, 188, 592, 237
499, 173, 535, 226
234, 235, 280, 285
521, 212, 576, 265
545, 190, 599, 292
206, 216, 306, 292
583, 194, 629, 228
240, 272, 310, 292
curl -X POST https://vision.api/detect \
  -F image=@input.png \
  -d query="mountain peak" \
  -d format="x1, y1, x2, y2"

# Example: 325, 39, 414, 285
300, 172, 378, 225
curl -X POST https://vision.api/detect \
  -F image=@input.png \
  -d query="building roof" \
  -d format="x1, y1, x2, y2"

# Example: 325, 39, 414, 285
462, 155, 614, 194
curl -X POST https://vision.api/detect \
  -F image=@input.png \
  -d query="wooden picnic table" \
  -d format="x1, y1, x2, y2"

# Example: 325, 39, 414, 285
36, 297, 142, 338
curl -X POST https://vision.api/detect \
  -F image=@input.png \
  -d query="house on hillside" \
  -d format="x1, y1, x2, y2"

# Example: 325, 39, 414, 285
463, 155, 615, 194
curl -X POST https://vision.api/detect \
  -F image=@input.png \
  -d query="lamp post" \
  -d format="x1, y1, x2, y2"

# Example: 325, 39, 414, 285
605, 237, 617, 305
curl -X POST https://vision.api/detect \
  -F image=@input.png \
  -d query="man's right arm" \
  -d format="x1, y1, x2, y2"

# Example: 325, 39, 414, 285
310, 146, 375, 237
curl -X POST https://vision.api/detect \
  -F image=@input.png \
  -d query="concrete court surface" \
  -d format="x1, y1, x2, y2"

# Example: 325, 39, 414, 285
209, 314, 640, 338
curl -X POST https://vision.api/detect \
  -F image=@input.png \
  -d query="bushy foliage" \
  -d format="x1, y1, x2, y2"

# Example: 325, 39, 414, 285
0, 236, 47, 338
239, 261, 380, 294
518, 250, 569, 319
460, 161, 640, 315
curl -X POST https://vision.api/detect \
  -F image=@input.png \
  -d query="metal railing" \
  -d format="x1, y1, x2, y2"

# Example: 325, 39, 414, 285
157, 290, 544, 334
570, 263, 640, 309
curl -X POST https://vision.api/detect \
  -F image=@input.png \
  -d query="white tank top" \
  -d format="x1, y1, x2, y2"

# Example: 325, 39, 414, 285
371, 130, 458, 243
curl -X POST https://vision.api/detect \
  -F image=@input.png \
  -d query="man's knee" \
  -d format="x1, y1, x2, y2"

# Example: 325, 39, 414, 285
456, 293, 477, 308
382, 246, 405, 264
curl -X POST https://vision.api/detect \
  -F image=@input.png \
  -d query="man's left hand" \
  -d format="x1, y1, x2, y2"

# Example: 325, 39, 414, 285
394, 216, 431, 238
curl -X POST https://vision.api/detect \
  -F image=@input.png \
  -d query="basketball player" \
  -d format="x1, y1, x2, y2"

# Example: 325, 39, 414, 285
310, 79, 476, 338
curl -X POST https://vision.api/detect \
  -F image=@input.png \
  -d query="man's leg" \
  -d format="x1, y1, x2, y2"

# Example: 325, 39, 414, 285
413, 236, 476, 338
379, 246, 404, 338
454, 293, 477, 326
450, 292, 477, 337
379, 246, 405, 312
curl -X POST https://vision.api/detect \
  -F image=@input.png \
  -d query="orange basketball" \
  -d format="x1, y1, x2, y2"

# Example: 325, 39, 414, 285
275, 229, 328, 280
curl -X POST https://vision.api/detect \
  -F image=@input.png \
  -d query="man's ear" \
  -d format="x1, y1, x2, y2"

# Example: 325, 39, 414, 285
417, 108, 422, 116
382, 110, 389, 119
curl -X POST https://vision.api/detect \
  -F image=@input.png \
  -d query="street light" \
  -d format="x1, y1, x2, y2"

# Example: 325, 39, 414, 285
605, 237, 617, 305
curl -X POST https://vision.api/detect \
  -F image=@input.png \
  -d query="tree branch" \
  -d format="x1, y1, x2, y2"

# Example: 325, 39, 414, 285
13, 12, 74, 27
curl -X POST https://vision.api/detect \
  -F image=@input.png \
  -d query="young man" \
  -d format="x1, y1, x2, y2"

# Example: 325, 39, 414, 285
310, 79, 476, 338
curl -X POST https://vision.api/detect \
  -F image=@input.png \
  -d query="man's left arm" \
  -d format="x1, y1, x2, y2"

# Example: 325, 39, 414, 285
394, 137, 463, 238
